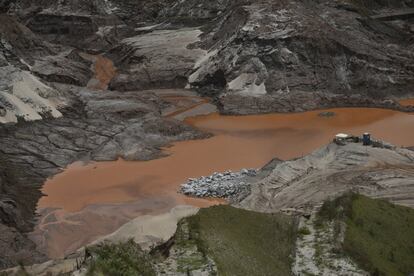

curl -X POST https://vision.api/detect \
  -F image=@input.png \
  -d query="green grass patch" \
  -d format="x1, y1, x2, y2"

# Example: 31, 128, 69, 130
298, 226, 311, 236
86, 240, 155, 276
184, 205, 297, 276
319, 193, 414, 276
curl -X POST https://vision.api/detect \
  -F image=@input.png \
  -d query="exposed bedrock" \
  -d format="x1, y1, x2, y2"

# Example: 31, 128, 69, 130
108, 28, 208, 91
31, 52, 93, 86
82, 0, 414, 114
218, 91, 414, 114
158, 0, 247, 25
187, 0, 414, 113
0, 14, 53, 63
0, 15, 94, 124
25, 13, 126, 51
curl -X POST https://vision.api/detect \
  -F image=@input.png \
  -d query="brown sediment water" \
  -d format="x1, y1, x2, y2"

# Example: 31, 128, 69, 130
81, 53, 116, 90
34, 107, 414, 258
400, 98, 414, 106
92, 55, 116, 90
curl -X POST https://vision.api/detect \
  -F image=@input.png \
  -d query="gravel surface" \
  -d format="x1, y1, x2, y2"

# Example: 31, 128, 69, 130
180, 169, 257, 199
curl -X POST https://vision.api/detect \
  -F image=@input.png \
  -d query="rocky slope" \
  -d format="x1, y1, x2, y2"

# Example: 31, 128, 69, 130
5, 0, 414, 114
0, 86, 207, 267
189, 0, 414, 114
14, 0, 412, 114
108, 0, 414, 113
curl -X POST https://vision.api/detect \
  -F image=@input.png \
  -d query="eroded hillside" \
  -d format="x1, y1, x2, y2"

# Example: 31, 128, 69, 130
0, 0, 413, 270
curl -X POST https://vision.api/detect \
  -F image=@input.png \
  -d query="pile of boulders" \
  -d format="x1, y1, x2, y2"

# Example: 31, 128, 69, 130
180, 169, 257, 198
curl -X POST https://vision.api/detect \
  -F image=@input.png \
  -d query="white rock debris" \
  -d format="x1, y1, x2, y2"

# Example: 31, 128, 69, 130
293, 213, 368, 276
228, 73, 267, 96
0, 69, 63, 124
180, 169, 257, 198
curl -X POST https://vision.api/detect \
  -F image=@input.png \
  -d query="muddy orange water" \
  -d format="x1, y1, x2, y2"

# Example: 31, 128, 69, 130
93, 55, 116, 90
83, 54, 116, 90
34, 107, 414, 258
400, 98, 414, 106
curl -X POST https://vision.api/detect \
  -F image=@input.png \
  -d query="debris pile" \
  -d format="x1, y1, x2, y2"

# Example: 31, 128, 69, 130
180, 169, 257, 198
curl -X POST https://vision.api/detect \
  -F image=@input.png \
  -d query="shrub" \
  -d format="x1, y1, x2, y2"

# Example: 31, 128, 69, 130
86, 240, 156, 276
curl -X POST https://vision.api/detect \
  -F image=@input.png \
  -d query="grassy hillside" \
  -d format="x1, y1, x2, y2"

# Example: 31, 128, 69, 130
319, 193, 414, 276
82, 206, 297, 276
184, 205, 297, 276
86, 240, 156, 276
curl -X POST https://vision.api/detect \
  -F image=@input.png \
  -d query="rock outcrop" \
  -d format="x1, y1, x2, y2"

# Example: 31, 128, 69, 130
0, 67, 63, 123
10, 0, 414, 114
109, 28, 211, 91
0, 86, 207, 268
0, 14, 93, 124
188, 0, 414, 113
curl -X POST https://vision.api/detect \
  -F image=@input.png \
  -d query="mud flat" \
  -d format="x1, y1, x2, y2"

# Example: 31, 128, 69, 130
31, 107, 414, 259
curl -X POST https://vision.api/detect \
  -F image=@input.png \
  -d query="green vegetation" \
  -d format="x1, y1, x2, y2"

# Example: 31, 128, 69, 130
298, 226, 311, 236
173, 220, 211, 273
183, 205, 297, 276
318, 193, 414, 276
86, 240, 155, 276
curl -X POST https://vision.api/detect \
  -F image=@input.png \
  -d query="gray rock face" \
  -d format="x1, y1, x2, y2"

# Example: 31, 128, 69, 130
26, 12, 124, 51
12, 0, 414, 114
15, 0, 116, 15
0, 0, 12, 12
109, 28, 207, 91
218, 91, 414, 114
0, 38, 65, 124
0, 14, 53, 64
159, 0, 242, 24
13, 0, 129, 51
0, 223, 45, 269
187, 0, 414, 113
0, 14, 96, 124
32, 52, 92, 86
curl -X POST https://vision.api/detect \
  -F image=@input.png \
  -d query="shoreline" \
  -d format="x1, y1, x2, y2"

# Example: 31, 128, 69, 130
31, 105, 414, 259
